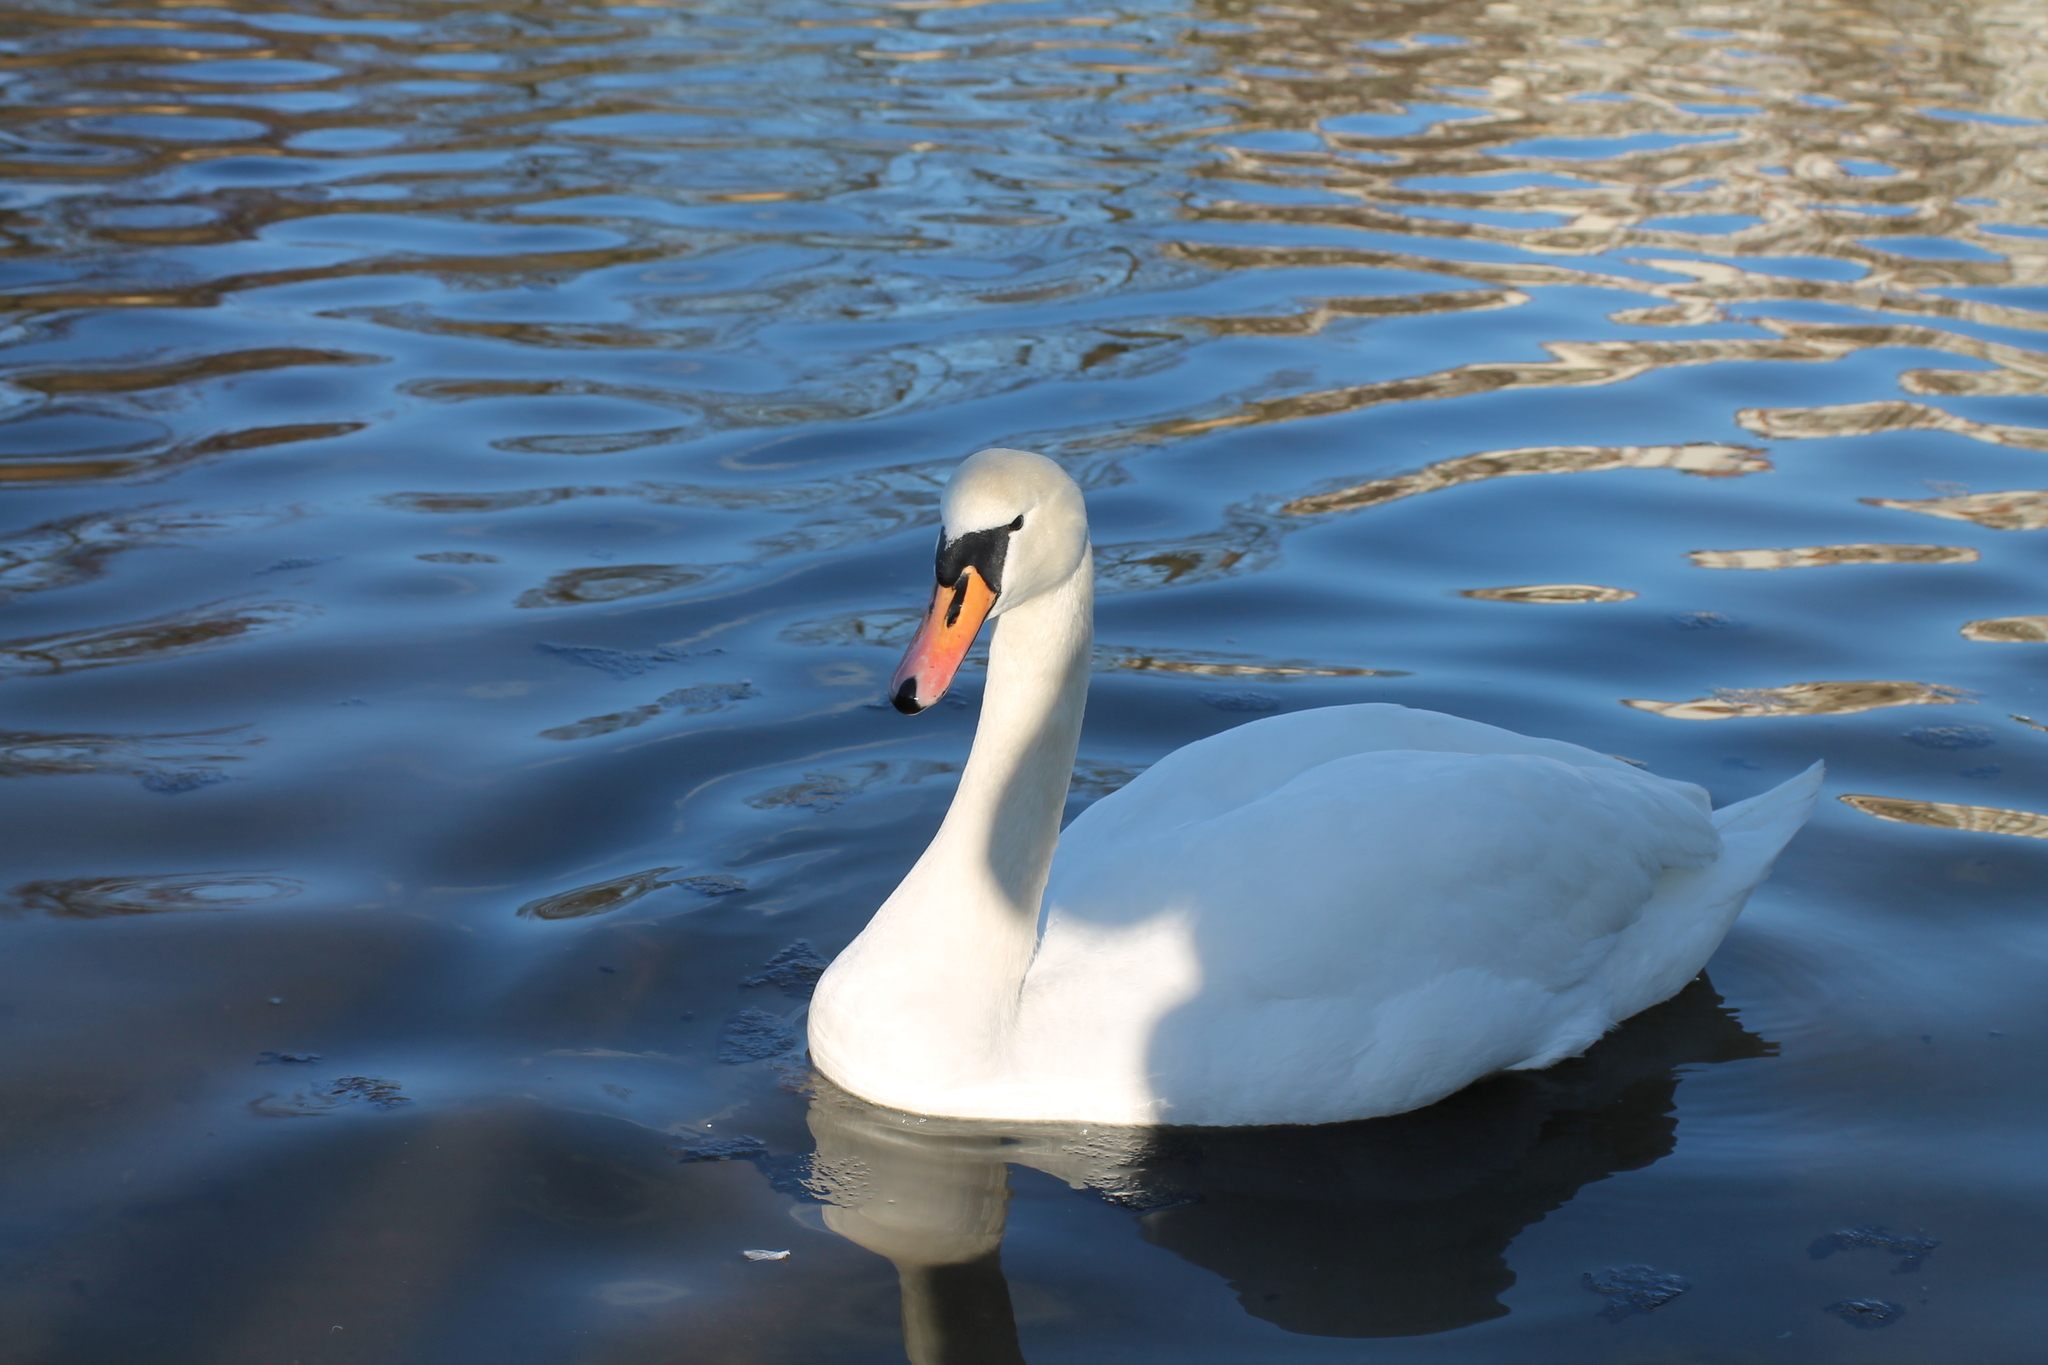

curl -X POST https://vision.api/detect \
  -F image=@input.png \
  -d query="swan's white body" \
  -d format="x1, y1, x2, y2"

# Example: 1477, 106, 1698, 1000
808, 449, 1820, 1128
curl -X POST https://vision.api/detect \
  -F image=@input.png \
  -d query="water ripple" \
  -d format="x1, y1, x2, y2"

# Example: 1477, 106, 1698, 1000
5, 0, 2048, 1356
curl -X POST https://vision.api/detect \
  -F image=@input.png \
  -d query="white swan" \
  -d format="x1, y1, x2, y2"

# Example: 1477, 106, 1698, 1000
808, 448, 1821, 1128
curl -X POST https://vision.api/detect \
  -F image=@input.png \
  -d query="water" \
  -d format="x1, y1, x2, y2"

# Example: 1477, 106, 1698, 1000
3, 0, 2046, 1359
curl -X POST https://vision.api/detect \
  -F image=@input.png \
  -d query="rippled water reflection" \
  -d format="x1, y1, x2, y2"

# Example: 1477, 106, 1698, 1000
4, 0, 2048, 1359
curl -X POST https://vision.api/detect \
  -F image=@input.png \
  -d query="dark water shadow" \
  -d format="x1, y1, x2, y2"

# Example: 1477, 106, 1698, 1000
805, 977, 1768, 1359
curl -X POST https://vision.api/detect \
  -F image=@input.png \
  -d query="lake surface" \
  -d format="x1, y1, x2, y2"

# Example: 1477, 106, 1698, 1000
4, 0, 2047, 1360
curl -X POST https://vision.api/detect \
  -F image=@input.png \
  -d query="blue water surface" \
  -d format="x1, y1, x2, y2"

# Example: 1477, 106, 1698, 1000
3, 1, 2047, 1362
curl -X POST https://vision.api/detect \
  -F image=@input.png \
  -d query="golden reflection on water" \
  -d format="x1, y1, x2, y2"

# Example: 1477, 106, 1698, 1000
0, 598, 318, 676
1686, 543, 1977, 569
1865, 489, 2048, 530
6, 870, 303, 919
0, 420, 369, 487
0, 502, 296, 600
1961, 615, 2048, 642
1282, 443, 1764, 515
538, 680, 760, 741
1622, 679, 1970, 720
1108, 652, 1398, 677
0, 723, 256, 779
1461, 583, 1636, 602
516, 867, 683, 922
1738, 398, 2048, 451
516, 563, 720, 609
1840, 794, 2048, 839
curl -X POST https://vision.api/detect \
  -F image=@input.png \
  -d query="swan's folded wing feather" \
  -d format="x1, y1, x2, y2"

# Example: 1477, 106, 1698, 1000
1067, 703, 1703, 840
1050, 748, 1717, 976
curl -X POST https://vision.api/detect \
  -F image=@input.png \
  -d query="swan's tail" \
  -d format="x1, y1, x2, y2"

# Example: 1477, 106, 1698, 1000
1708, 760, 1824, 897
1711, 759, 1825, 870
1587, 760, 1826, 1031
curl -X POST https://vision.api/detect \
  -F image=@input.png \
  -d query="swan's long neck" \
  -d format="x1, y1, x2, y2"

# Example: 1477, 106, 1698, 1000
931, 554, 1093, 931
811, 553, 1092, 1095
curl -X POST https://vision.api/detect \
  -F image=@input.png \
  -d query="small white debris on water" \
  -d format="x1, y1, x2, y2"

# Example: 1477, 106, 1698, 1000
742, 1249, 791, 1262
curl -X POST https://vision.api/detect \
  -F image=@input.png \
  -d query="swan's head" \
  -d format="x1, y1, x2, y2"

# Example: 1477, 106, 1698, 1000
890, 448, 1087, 714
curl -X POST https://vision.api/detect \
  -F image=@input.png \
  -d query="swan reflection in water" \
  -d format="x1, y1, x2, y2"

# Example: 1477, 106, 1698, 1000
800, 977, 1769, 1361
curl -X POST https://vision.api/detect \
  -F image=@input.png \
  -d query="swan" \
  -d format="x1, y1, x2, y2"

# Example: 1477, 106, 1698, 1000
807, 447, 1821, 1128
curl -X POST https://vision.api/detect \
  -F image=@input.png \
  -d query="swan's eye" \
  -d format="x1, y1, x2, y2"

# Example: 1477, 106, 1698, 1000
1008, 515, 1024, 531
935, 519, 1018, 592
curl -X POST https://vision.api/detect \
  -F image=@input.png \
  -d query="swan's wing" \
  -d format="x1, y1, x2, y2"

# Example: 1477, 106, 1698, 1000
1028, 746, 1722, 1125
1048, 747, 1717, 981
1067, 703, 1705, 839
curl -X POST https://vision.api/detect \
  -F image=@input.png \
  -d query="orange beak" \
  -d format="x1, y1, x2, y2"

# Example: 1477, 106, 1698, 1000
890, 566, 997, 713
